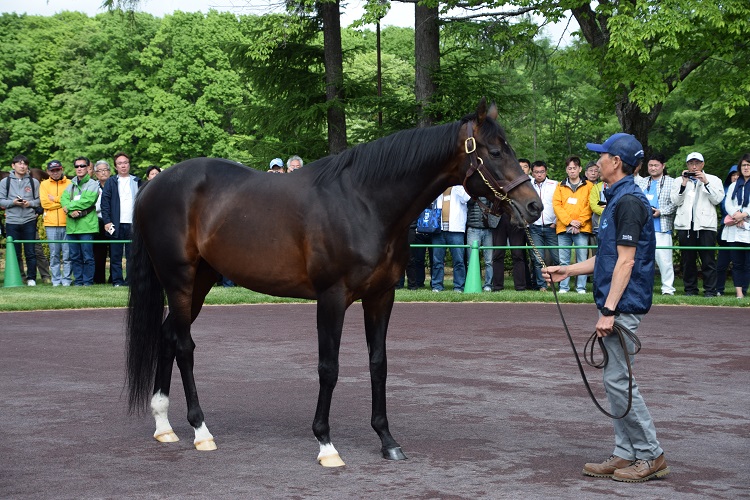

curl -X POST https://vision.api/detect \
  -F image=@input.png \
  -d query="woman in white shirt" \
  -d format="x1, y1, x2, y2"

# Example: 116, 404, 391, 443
722, 153, 750, 298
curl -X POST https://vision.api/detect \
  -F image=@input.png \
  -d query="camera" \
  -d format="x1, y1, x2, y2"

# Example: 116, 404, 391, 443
683, 172, 697, 178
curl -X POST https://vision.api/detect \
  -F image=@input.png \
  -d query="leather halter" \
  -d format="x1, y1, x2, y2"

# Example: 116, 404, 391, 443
461, 121, 530, 215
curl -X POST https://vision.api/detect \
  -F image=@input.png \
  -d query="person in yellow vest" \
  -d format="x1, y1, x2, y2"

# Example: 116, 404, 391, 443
40, 160, 72, 286
553, 155, 594, 293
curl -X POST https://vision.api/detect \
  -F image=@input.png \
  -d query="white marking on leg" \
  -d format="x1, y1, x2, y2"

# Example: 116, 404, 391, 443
151, 391, 175, 439
193, 423, 217, 450
317, 442, 345, 467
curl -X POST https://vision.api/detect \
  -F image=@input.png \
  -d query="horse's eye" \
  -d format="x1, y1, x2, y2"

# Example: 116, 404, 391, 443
489, 149, 501, 158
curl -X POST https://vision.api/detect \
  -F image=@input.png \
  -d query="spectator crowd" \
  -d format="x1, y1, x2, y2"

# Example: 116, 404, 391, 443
401, 151, 750, 299
0, 153, 306, 288
1, 150, 748, 299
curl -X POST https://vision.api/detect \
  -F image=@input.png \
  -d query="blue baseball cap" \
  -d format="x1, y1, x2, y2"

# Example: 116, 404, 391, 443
586, 133, 644, 167
269, 158, 284, 169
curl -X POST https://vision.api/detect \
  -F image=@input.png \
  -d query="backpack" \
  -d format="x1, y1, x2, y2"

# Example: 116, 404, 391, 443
3, 176, 44, 215
416, 200, 442, 234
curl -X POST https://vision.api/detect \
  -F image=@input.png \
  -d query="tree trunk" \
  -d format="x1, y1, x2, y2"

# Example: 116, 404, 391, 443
318, 0, 347, 154
415, 3, 439, 128
615, 92, 663, 158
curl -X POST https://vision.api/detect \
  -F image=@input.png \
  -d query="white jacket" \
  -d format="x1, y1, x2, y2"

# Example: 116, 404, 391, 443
531, 177, 558, 226
670, 173, 724, 231
434, 185, 470, 233
721, 181, 750, 243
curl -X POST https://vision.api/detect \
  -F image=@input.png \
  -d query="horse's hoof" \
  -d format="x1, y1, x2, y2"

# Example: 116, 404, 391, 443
154, 430, 179, 443
318, 453, 346, 467
194, 438, 217, 451
382, 446, 408, 461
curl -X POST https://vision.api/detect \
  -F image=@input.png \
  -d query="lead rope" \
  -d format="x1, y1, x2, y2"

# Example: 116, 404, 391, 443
513, 201, 639, 419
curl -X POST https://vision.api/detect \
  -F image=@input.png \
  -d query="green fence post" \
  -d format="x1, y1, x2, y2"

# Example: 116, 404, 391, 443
3, 236, 24, 287
464, 240, 482, 294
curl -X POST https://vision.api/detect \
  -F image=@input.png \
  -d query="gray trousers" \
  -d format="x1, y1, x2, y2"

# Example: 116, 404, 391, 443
602, 312, 663, 461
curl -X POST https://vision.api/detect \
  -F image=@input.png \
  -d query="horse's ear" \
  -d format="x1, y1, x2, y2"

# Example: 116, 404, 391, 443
476, 97, 488, 124
488, 102, 498, 121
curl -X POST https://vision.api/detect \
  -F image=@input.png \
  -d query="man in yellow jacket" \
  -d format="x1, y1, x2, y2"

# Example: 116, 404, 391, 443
40, 160, 72, 286
553, 156, 594, 293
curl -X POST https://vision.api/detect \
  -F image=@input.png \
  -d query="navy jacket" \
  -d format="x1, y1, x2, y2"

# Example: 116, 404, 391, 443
100, 174, 141, 238
593, 176, 656, 314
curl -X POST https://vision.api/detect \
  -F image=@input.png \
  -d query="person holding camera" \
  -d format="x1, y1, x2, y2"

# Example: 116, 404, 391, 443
0, 154, 42, 286
61, 157, 99, 286
670, 152, 724, 297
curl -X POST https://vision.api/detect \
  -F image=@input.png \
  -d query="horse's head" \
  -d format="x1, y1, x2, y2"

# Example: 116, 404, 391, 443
459, 98, 542, 226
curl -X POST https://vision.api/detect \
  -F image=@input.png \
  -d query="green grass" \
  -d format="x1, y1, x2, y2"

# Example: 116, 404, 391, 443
1, 276, 746, 312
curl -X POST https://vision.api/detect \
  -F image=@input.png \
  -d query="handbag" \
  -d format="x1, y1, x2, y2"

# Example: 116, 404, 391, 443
416, 201, 442, 234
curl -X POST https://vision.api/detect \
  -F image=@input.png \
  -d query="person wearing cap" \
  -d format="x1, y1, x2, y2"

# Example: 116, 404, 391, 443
40, 160, 72, 286
61, 157, 100, 286
634, 153, 677, 295
544, 133, 669, 483
0, 154, 42, 286
670, 152, 724, 297
286, 156, 303, 172
268, 158, 284, 173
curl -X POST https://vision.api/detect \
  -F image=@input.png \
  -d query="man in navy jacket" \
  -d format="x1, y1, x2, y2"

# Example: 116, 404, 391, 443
544, 133, 669, 483
101, 152, 141, 286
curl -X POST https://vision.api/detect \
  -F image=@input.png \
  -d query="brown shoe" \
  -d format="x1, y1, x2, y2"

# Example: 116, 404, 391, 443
612, 453, 670, 482
582, 455, 633, 478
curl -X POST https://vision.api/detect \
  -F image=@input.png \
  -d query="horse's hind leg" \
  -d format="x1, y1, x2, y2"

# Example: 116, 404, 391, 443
313, 287, 348, 467
363, 290, 406, 461
152, 260, 218, 450
150, 312, 179, 444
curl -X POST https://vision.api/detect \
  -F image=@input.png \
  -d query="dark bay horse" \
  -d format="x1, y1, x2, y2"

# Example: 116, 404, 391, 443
126, 99, 542, 466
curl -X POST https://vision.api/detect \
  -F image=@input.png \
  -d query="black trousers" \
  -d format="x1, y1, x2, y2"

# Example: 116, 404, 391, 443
492, 216, 527, 290
93, 218, 111, 284
677, 229, 717, 295
406, 229, 432, 289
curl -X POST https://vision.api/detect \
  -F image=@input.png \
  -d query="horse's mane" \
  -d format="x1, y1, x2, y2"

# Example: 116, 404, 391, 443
308, 111, 504, 187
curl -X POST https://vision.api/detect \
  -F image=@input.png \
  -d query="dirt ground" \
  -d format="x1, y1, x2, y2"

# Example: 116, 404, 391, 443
1, 303, 748, 499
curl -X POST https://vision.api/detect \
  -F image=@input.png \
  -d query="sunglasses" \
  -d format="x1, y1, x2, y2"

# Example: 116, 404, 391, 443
75, 164, 88, 168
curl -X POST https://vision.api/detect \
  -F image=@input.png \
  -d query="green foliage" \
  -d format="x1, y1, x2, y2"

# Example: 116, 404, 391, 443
1, 3, 748, 181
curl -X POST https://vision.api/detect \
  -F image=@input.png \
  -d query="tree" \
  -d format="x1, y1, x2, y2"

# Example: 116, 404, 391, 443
228, 14, 330, 162
102, 0, 348, 155
363, 0, 750, 154
317, 0, 348, 153
414, 3, 440, 127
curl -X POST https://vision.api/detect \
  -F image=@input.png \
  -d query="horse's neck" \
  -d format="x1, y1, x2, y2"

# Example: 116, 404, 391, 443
360, 161, 461, 231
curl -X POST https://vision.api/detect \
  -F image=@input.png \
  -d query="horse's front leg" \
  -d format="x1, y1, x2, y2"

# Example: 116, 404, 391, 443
363, 289, 407, 461
313, 288, 348, 467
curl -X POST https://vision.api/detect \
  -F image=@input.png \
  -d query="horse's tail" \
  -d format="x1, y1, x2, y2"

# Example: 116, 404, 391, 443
125, 213, 165, 415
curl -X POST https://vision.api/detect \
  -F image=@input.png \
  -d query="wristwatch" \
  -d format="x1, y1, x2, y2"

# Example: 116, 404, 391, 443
601, 307, 619, 317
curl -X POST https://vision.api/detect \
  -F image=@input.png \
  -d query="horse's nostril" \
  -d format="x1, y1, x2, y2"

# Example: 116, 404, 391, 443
529, 200, 543, 217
